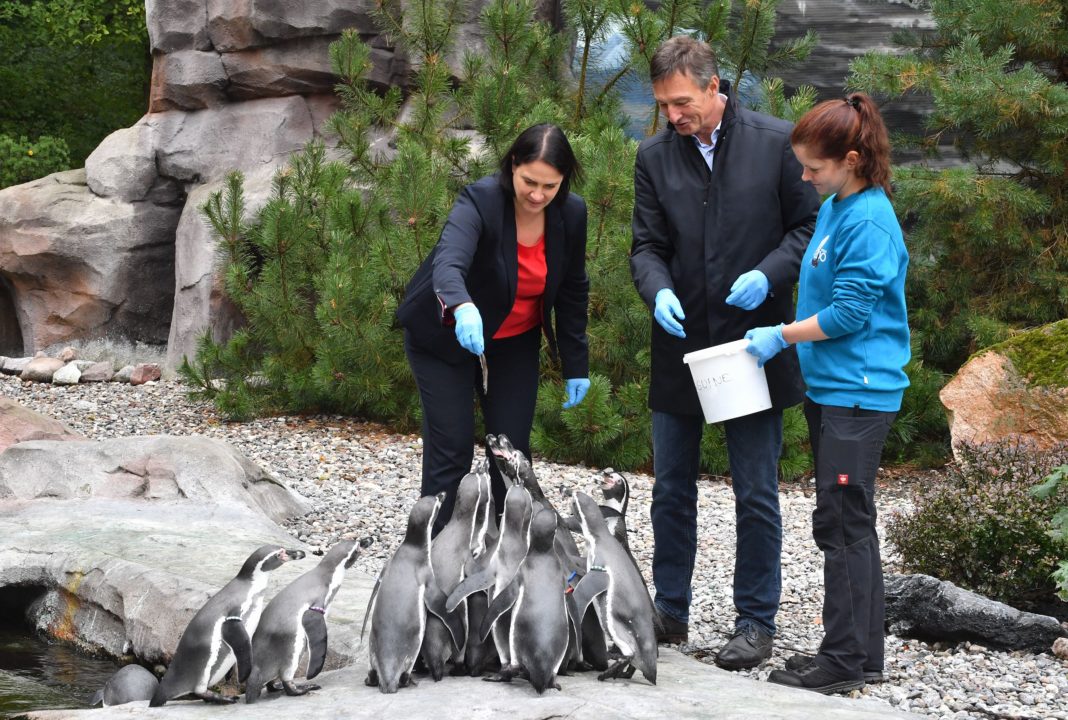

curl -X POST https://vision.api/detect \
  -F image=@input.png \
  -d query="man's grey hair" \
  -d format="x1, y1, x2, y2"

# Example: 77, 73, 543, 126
649, 36, 719, 89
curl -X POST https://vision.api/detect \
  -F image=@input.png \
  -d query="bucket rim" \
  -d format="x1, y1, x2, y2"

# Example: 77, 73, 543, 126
682, 338, 751, 364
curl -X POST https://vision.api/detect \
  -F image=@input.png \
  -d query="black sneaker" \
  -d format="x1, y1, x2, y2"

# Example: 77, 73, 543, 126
714, 624, 773, 670
784, 653, 885, 684
655, 611, 688, 644
767, 665, 865, 695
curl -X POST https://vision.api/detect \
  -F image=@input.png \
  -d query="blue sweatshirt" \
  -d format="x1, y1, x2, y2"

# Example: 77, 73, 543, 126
796, 186, 910, 411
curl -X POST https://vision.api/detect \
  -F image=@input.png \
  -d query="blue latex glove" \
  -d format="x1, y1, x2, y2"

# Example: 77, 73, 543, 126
744, 324, 789, 368
563, 378, 591, 409
725, 270, 770, 310
453, 303, 484, 355
654, 288, 686, 338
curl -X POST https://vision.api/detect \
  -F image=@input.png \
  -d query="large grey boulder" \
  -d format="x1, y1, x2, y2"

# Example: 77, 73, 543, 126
148, 50, 230, 112
0, 170, 179, 355
146, 0, 212, 53
0, 435, 347, 669
0, 397, 83, 453
0, 435, 309, 522
165, 163, 279, 369
884, 573, 1068, 653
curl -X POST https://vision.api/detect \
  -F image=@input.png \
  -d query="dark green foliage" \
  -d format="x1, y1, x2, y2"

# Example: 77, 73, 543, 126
0, 134, 70, 189
0, 2, 148, 169
1031, 464, 1068, 601
888, 442, 1068, 609
848, 0, 1068, 373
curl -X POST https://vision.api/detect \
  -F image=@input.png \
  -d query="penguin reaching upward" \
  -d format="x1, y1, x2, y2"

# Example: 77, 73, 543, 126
245, 537, 373, 703
570, 492, 658, 685
479, 508, 581, 693
420, 464, 493, 680
150, 545, 304, 706
364, 493, 464, 694
445, 477, 534, 669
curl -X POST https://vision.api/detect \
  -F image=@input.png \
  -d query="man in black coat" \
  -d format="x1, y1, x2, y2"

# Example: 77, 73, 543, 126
630, 36, 819, 670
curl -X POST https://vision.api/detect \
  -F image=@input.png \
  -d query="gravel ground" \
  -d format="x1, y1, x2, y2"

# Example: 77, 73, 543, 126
3, 374, 1067, 720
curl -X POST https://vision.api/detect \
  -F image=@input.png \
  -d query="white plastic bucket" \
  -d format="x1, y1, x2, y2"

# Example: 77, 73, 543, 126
683, 339, 772, 424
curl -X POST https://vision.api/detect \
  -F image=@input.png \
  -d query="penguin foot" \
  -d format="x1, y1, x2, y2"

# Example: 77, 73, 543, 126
282, 681, 320, 696
399, 672, 417, 688
597, 658, 635, 681
266, 681, 285, 693
364, 670, 379, 687
483, 666, 520, 683
197, 691, 238, 704
448, 663, 469, 677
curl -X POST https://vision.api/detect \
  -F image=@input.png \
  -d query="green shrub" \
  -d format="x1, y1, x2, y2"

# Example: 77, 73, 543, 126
1031, 464, 1068, 602
887, 442, 1068, 610
0, 133, 70, 188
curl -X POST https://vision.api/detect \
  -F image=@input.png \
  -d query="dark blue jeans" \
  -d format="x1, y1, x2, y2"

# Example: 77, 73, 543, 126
650, 409, 783, 635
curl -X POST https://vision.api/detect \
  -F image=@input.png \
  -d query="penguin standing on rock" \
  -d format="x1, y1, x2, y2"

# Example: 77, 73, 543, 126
364, 493, 464, 694
570, 492, 658, 685
245, 537, 373, 703
479, 508, 581, 693
150, 545, 305, 706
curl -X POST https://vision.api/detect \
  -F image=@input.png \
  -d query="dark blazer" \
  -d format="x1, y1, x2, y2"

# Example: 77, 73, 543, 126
630, 82, 820, 416
397, 175, 590, 379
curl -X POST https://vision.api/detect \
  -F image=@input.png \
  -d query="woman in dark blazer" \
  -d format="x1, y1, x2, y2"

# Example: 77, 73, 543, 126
396, 123, 590, 531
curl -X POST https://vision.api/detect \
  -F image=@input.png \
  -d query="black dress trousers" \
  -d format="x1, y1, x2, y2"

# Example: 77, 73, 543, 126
404, 325, 541, 533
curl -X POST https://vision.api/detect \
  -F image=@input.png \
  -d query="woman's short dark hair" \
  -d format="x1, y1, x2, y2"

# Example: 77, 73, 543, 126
498, 123, 582, 206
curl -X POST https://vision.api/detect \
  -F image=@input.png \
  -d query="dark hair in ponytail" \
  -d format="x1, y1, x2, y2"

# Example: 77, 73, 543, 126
790, 92, 892, 196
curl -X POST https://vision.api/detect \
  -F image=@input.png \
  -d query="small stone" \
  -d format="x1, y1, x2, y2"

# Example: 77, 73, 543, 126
20, 357, 65, 382
130, 363, 162, 385
58, 346, 78, 362
114, 365, 135, 383
52, 362, 82, 385
80, 362, 115, 383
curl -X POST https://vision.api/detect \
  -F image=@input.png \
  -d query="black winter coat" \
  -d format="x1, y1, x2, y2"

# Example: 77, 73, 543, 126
396, 175, 590, 379
630, 87, 820, 416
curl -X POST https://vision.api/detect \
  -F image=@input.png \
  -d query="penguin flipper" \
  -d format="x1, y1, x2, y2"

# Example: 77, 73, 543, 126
360, 574, 382, 644
221, 618, 253, 683
571, 569, 609, 617
445, 564, 495, 613
479, 580, 519, 642
565, 592, 583, 654
302, 609, 329, 680
424, 581, 465, 652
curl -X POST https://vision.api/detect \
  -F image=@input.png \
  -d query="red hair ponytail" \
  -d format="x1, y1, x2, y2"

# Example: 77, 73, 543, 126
791, 93, 892, 196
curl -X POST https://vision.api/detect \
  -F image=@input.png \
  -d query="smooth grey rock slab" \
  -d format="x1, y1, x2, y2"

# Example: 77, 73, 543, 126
0, 397, 83, 454
18, 646, 918, 720
0, 435, 309, 523
0, 496, 368, 670
885, 573, 1068, 653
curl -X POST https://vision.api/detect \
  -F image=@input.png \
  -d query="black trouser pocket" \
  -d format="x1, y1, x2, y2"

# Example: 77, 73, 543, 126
812, 411, 893, 551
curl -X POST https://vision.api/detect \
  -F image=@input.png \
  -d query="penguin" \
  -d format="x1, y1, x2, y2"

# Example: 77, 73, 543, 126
598, 469, 632, 553
445, 477, 534, 669
364, 493, 464, 694
419, 463, 493, 680
478, 508, 581, 693
570, 491, 658, 684
486, 433, 583, 574
150, 545, 305, 706
89, 664, 158, 707
245, 536, 373, 703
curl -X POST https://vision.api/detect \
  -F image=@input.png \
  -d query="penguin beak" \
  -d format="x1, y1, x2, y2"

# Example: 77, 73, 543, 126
283, 549, 306, 562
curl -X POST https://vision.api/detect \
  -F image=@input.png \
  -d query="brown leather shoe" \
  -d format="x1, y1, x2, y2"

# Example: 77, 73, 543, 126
655, 611, 688, 644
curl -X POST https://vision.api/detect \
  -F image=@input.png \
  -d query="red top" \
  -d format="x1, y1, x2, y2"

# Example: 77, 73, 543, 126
494, 235, 546, 339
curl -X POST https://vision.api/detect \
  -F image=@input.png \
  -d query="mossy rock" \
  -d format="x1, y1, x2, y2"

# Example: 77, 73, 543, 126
977, 318, 1068, 390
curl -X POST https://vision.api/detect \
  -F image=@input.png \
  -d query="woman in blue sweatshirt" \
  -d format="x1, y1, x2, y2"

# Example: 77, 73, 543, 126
744, 92, 910, 694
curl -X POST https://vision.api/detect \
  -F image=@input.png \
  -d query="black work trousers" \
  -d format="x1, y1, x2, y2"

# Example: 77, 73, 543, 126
803, 398, 896, 679
404, 326, 541, 534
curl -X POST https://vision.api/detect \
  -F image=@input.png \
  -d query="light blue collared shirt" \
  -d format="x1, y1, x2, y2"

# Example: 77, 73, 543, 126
692, 95, 728, 172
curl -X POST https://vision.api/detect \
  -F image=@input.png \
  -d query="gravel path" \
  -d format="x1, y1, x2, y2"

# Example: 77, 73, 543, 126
3, 374, 1066, 719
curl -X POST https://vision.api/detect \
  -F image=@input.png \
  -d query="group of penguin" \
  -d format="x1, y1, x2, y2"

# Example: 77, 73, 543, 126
90, 432, 658, 707
364, 433, 658, 694
94, 539, 371, 707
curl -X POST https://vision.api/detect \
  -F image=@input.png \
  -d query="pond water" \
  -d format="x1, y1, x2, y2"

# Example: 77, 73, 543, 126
0, 626, 121, 717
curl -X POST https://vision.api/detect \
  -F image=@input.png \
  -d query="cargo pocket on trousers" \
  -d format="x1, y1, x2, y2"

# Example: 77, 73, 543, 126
813, 413, 889, 549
